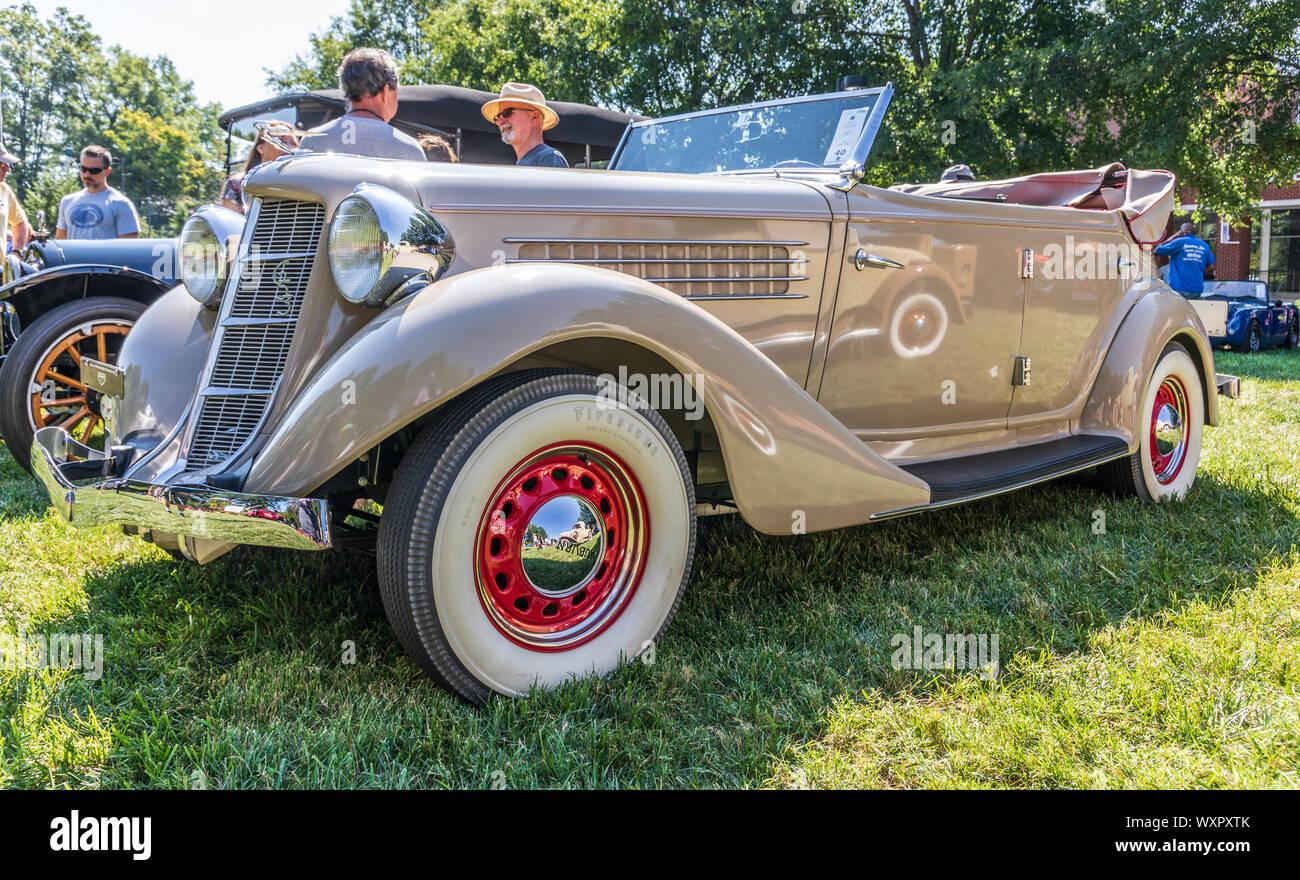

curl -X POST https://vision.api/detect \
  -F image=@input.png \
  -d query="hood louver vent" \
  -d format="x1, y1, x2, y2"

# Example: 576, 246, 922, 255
504, 238, 808, 299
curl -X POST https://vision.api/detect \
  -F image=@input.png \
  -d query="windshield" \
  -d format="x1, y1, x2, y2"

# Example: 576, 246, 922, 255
1202, 281, 1267, 300
612, 89, 885, 175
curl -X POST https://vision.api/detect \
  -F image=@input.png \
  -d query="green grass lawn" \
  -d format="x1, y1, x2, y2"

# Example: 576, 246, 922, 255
1, 349, 1297, 789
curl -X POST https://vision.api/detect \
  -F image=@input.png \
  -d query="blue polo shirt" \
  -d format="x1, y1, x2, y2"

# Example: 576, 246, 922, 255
1154, 234, 1215, 295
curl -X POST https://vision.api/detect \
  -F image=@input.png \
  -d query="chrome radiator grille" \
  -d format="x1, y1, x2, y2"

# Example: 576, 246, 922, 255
187, 198, 326, 468
506, 238, 809, 298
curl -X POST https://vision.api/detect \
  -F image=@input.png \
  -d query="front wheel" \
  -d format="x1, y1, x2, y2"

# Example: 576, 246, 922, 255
0, 296, 144, 473
1098, 341, 1205, 502
1246, 320, 1262, 353
377, 369, 696, 703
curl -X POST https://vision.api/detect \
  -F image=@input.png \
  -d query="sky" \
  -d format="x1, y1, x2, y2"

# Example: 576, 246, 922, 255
25, 0, 354, 109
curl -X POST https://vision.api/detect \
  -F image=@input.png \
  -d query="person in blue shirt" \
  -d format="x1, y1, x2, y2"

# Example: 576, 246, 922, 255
482, 83, 569, 168
1154, 222, 1215, 295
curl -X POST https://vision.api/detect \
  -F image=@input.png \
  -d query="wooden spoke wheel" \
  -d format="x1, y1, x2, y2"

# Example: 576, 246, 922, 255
0, 296, 145, 473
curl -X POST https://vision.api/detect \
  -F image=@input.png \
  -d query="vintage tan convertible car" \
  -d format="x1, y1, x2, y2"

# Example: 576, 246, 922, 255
30, 85, 1238, 702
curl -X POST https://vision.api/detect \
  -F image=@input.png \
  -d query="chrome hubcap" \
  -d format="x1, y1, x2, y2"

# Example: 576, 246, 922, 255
520, 495, 605, 596
1153, 403, 1183, 457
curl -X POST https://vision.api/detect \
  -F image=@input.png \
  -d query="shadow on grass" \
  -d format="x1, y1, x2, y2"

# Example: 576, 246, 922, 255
4, 417, 1298, 787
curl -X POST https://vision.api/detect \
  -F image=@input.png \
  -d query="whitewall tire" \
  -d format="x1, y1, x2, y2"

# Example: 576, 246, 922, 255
377, 369, 696, 703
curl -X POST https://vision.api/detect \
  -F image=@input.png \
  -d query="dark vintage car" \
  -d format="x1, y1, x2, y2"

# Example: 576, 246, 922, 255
0, 86, 638, 472
1187, 280, 1299, 352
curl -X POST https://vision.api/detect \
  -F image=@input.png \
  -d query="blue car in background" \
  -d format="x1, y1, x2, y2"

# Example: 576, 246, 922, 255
1188, 281, 1299, 352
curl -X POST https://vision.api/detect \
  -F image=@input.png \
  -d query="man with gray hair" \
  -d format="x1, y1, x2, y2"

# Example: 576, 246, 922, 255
304, 47, 425, 162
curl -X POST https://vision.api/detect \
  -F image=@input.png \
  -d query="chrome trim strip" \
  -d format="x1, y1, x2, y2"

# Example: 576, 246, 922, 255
199, 387, 275, 397
427, 205, 831, 220
502, 238, 810, 246
684, 293, 808, 301
33, 427, 331, 552
867, 449, 1130, 521
622, 275, 810, 284
218, 316, 297, 327
503, 258, 806, 266
244, 250, 319, 262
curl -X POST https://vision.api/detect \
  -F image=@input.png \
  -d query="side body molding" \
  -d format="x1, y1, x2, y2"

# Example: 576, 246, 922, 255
1079, 282, 1219, 448
247, 263, 931, 533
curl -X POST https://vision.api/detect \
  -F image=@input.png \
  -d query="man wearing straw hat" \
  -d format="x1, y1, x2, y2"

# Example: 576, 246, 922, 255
0, 143, 32, 252
482, 83, 568, 168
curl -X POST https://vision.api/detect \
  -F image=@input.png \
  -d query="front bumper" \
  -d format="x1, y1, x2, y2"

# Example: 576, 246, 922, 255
32, 427, 332, 551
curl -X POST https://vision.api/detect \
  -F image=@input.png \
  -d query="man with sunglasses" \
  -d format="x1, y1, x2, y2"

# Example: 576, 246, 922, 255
55, 145, 140, 240
482, 83, 568, 168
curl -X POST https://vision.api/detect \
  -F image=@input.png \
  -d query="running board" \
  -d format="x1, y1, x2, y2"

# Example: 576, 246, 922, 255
872, 434, 1130, 519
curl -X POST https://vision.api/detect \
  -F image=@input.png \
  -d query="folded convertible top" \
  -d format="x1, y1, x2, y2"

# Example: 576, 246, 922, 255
891, 163, 1176, 245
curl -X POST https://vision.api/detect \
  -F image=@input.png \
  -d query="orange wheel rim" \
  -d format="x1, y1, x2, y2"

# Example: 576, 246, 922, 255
28, 323, 130, 445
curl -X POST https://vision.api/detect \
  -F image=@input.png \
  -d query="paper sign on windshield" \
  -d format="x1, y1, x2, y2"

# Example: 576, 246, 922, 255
822, 107, 871, 166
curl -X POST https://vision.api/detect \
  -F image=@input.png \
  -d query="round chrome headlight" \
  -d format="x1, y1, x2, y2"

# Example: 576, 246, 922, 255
179, 206, 243, 309
328, 197, 387, 303
327, 184, 454, 307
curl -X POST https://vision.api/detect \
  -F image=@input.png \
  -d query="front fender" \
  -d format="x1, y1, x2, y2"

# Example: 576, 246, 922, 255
247, 263, 930, 533
115, 284, 217, 446
1079, 284, 1218, 449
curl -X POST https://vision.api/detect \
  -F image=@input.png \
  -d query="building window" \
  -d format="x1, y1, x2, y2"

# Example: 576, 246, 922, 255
1266, 209, 1300, 295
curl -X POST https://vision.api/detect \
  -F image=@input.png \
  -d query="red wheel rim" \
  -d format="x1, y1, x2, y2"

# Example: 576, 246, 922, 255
1148, 375, 1189, 485
474, 443, 649, 652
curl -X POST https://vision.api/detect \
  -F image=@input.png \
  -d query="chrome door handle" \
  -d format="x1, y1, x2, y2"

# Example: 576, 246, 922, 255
854, 249, 904, 271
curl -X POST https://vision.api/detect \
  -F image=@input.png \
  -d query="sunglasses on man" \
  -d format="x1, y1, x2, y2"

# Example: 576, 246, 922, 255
79, 164, 109, 175
493, 107, 537, 124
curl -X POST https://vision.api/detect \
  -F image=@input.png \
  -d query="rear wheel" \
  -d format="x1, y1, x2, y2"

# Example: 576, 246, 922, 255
0, 296, 143, 473
1099, 341, 1204, 501
377, 369, 696, 703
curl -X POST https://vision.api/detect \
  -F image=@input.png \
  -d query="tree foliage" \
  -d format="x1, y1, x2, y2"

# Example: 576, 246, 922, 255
272, 0, 1300, 216
0, 2, 224, 235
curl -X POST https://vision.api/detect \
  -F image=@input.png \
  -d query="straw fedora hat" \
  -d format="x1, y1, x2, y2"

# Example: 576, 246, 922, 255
481, 82, 559, 131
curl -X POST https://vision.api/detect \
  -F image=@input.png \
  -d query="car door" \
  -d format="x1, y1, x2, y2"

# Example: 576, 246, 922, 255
1011, 206, 1132, 419
818, 186, 1025, 440
1263, 299, 1287, 344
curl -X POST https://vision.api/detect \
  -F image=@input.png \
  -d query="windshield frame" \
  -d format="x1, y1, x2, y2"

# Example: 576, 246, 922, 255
609, 85, 893, 177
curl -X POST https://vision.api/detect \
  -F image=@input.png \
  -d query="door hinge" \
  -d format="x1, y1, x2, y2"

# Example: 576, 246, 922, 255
1013, 356, 1032, 386
1020, 248, 1034, 279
